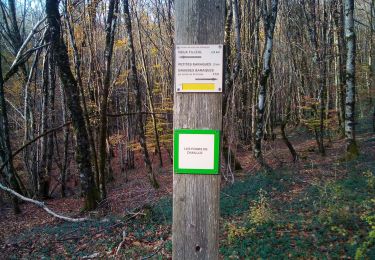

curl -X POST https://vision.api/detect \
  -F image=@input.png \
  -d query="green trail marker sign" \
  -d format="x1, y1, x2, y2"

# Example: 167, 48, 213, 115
174, 129, 220, 174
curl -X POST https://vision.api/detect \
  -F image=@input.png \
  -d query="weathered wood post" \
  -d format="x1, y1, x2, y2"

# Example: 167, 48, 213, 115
173, 0, 225, 259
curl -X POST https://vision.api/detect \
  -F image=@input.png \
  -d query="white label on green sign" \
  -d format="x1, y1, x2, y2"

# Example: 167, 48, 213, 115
175, 45, 223, 93
179, 134, 215, 170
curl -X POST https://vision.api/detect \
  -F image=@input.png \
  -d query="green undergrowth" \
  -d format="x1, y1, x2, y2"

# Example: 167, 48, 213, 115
221, 166, 375, 259
153, 169, 290, 223
220, 170, 290, 217
7, 151, 375, 258
7, 170, 291, 258
150, 169, 290, 224
8, 216, 121, 259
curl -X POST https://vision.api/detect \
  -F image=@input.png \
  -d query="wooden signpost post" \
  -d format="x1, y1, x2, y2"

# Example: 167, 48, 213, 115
173, 0, 225, 259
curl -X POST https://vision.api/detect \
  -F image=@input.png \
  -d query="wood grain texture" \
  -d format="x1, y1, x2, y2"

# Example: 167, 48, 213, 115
173, 0, 225, 259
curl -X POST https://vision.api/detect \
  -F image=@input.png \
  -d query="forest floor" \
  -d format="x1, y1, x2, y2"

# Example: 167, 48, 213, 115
0, 113, 374, 259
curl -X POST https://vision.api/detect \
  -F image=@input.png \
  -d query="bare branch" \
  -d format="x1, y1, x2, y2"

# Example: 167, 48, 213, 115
354, 18, 375, 31
9, 16, 46, 69
4, 97, 25, 119
4, 43, 49, 82
0, 182, 88, 222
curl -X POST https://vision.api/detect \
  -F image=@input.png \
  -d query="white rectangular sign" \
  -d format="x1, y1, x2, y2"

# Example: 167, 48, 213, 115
175, 45, 223, 92
178, 134, 215, 170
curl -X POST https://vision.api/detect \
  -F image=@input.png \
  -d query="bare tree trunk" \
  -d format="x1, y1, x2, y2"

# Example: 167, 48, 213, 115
333, 0, 346, 135
251, 0, 260, 147
45, 0, 99, 210
45, 51, 56, 195
123, 0, 158, 188
5, 0, 34, 197
372, 3, 375, 133
318, 4, 328, 156
116, 97, 127, 181
7, 0, 28, 77
368, 0, 374, 105
223, 0, 241, 105
98, 0, 118, 200
59, 83, 70, 198
0, 55, 21, 214
38, 46, 56, 199
304, 0, 326, 155
232, 0, 241, 81
254, 0, 279, 163
134, 9, 163, 168
22, 47, 42, 196
64, 0, 100, 190
281, 92, 298, 162
344, 0, 359, 158
124, 71, 135, 170
222, 0, 243, 173
281, 122, 298, 162
37, 51, 50, 198
224, 0, 233, 104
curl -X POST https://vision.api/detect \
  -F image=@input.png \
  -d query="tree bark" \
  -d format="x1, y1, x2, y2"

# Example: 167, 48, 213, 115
64, 0, 100, 191
172, 1, 224, 259
59, 82, 70, 198
344, 0, 359, 158
333, 0, 346, 135
37, 51, 51, 198
0, 54, 21, 214
254, 0, 279, 162
366, 0, 374, 105
281, 96, 298, 162
45, 0, 99, 210
98, 0, 118, 200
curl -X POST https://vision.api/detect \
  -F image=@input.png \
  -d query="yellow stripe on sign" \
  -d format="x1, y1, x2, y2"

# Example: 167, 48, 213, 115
182, 83, 215, 91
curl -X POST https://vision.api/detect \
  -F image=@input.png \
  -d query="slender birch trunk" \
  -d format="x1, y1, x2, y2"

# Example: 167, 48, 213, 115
254, 0, 279, 162
37, 51, 50, 198
223, 0, 243, 172
344, 0, 359, 158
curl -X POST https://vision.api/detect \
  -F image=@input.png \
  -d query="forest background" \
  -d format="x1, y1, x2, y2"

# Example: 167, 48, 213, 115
0, 0, 374, 258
